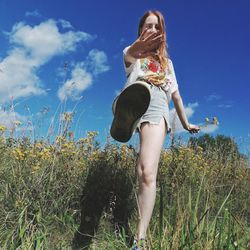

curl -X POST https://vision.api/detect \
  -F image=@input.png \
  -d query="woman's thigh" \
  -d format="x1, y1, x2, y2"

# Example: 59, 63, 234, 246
138, 117, 167, 175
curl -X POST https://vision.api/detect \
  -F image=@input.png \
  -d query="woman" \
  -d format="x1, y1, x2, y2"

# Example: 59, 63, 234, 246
114, 10, 200, 249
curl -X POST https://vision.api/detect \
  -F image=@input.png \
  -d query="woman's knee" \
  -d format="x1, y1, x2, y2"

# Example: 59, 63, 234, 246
138, 162, 157, 186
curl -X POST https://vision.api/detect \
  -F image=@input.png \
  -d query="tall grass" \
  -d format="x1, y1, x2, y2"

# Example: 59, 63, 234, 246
0, 125, 249, 249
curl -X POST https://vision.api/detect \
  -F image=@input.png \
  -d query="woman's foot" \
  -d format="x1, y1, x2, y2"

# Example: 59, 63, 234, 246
131, 238, 147, 250
110, 81, 151, 142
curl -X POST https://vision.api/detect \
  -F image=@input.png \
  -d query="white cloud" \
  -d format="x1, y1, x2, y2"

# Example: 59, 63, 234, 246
86, 49, 110, 76
0, 48, 46, 102
217, 103, 232, 108
170, 102, 198, 133
58, 19, 73, 29
200, 124, 219, 133
57, 49, 110, 101
0, 110, 27, 128
25, 10, 41, 18
9, 20, 91, 62
57, 63, 92, 101
0, 19, 94, 104
169, 102, 219, 134
205, 93, 221, 102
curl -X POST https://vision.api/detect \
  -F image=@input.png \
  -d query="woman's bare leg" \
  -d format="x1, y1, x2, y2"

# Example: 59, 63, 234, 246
136, 118, 167, 240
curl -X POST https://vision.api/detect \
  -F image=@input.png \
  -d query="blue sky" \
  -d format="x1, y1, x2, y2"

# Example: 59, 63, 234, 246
0, 0, 249, 154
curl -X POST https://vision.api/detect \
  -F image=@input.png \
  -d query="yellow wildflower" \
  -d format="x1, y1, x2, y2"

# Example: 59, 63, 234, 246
0, 124, 6, 134
13, 148, 25, 161
55, 135, 66, 144
0, 124, 6, 131
40, 148, 51, 160
62, 112, 74, 122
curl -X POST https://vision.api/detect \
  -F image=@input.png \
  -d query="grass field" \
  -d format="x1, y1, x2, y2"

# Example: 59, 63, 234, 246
0, 126, 249, 249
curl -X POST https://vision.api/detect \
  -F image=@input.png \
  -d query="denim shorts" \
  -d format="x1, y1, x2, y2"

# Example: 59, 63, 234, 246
136, 84, 171, 134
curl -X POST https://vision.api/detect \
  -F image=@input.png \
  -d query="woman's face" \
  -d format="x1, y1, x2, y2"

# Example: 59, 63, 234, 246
141, 14, 160, 35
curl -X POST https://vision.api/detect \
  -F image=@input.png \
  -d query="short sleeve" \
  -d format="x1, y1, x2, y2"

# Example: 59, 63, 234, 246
168, 59, 178, 94
123, 46, 136, 77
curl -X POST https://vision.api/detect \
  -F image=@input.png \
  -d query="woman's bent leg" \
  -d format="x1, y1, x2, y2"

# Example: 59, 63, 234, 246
136, 118, 167, 240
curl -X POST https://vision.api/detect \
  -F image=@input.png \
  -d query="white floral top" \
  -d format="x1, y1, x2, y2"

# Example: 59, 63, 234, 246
123, 46, 178, 103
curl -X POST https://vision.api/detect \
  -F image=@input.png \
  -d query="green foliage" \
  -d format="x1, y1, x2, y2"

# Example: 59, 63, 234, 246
0, 132, 249, 249
188, 134, 245, 163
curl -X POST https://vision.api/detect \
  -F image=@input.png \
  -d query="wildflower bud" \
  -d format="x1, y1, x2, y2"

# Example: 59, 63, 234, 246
212, 117, 219, 125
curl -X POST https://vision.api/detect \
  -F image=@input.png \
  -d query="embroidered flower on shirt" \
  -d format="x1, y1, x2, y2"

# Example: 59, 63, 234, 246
141, 58, 160, 73
148, 61, 158, 73
139, 58, 174, 87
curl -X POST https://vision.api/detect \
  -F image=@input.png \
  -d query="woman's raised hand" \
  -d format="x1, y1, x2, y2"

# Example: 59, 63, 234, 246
127, 29, 164, 59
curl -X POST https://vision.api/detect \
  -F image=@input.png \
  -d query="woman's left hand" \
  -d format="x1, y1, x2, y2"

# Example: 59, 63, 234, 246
185, 124, 200, 134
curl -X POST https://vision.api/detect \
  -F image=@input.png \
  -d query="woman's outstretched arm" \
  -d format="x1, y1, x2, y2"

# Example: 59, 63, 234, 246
172, 89, 200, 134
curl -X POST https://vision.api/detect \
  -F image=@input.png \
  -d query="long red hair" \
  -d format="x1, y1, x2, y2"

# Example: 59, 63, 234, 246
137, 10, 169, 71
